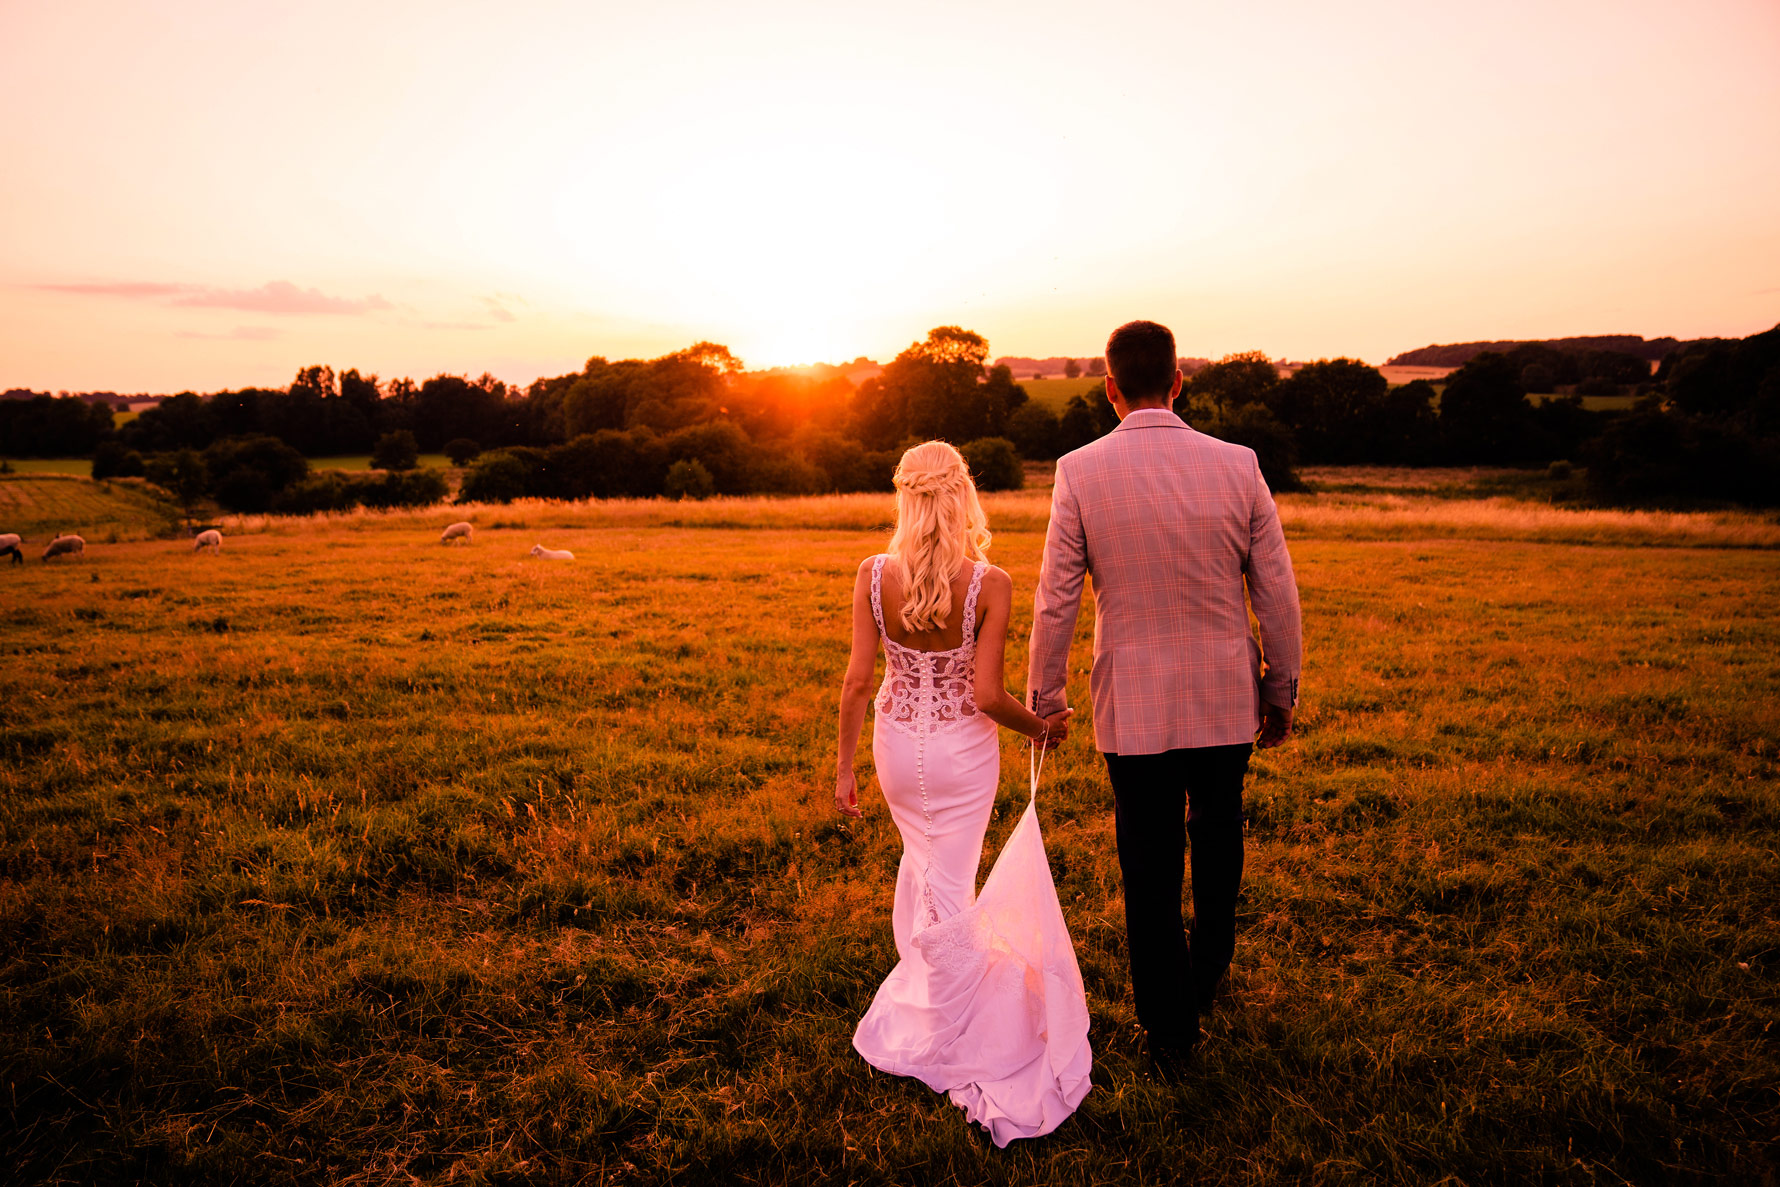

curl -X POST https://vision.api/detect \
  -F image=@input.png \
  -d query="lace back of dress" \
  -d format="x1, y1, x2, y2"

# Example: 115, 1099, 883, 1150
871, 556, 987, 739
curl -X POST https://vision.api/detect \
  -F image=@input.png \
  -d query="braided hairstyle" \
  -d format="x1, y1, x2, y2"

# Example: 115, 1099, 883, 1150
885, 441, 991, 633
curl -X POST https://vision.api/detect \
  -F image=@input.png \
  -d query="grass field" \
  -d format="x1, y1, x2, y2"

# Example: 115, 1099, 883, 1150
1, 478, 1777, 1184
2, 458, 96, 477
0, 474, 183, 544
0, 455, 452, 481
309, 455, 452, 473
1019, 378, 1105, 413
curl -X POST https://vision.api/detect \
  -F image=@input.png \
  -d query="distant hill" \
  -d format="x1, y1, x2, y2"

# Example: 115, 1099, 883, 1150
995, 356, 1211, 379
1387, 335, 1690, 367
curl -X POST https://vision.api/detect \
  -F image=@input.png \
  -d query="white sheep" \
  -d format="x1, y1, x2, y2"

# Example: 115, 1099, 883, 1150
42, 534, 85, 561
0, 532, 21, 566
440, 521, 474, 545
193, 529, 222, 552
530, 544, 574, 561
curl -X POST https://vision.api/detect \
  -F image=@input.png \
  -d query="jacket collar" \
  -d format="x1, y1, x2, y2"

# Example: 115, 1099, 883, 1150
1113, 406, 1188, 432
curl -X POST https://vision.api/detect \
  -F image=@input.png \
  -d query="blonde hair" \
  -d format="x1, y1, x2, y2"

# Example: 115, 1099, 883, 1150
886, 441, 991, 633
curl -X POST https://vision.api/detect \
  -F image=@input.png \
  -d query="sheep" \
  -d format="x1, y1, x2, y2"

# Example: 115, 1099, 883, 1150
530, 544, 574, 561
42, 534, 85, 561
0, 533, 21, 566
193, 529, 222, 552
440, 521, 474, 545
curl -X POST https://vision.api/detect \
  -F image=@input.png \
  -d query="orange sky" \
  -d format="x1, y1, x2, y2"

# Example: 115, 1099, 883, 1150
3, 0, 1777, 392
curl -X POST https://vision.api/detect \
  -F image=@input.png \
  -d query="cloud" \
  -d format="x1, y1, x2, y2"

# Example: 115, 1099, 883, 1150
36, 279, 391, 315
175, 326, 282, 341
40, 281, 190, 299
479, 295, 518, 323
173, 281, 392, 314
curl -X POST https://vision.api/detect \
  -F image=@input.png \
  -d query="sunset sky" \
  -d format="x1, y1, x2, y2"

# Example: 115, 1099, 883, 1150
3, 0, 1777, 393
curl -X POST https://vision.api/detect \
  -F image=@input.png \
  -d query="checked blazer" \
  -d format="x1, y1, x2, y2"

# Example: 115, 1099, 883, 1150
1026, 407, 1302, 755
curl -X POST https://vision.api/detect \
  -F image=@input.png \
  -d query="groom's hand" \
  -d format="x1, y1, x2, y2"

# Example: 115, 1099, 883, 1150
1039, 708, 1073, 749
1257, 701, 1294, 749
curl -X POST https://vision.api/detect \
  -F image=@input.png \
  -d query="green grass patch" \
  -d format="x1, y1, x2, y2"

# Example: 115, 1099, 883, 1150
1019, 377, 1104, 413
0, 473, 184, 543
1, 456, 94, 477
308, 454, 452, 472
0, 502, 1774, 1183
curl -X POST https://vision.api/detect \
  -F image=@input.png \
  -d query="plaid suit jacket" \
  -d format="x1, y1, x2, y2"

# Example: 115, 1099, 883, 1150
1026, 408, 1302, 755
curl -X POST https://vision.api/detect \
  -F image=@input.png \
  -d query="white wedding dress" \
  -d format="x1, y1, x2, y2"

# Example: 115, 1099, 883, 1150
852, 556, 1093, 1147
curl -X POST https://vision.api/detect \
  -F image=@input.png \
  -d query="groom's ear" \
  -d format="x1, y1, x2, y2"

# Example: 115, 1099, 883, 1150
1170, 369, 1184, 401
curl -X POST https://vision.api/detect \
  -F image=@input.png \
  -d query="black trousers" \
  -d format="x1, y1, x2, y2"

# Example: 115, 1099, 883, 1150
1103, 743, 1252, 1047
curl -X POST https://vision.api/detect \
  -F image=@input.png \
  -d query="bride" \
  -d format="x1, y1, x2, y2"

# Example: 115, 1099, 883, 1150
835, 440, 1093, 1146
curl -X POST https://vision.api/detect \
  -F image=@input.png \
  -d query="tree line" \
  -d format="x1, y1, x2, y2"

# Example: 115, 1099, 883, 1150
3, 323, 1775, 509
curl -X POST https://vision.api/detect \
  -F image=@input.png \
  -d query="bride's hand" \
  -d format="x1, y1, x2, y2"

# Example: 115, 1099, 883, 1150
1037, 708, 1073, 749
835, 768, 863, 818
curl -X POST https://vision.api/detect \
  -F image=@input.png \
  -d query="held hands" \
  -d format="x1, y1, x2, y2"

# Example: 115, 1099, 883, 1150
835, 767, 863, 818
1258, 701, 1295, 749
1036, 708, 1073, 750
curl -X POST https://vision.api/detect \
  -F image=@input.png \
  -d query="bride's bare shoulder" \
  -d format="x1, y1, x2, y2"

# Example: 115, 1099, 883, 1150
979, 564, 1014, 598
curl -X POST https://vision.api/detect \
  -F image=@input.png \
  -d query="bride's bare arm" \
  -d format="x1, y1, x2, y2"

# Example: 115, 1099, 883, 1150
834, 559, 879, 817
973, 567, 1072, 747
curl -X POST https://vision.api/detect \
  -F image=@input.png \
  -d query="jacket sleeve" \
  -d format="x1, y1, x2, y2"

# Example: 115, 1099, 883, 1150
1026, 460, 1088, 717
1244, 453, 1303, 708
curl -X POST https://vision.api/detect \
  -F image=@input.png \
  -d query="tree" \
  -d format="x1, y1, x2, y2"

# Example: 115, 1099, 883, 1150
1268, 358, 1403, 464
664, 458, 716, 500
851, 326, 995, 447
144, 449, 210, 522
1182, 352, 1278, 414
1006, 402, 1063, 459
1199, 403, 1299, 492
1088, 358, 1106, 377
1064, 359, 1081, 379
372, 430, 420, 471
1058, 388, 1116, 453
444, 438, 482, 466
1521, 363, 1556, 394
457, 451, 530, 504
91, 441, 145, 479
1438, 352, 1536, 463
961, 437, 1024, 491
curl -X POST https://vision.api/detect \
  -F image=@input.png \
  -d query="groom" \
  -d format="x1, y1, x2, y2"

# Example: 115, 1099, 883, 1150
1027, 319, 1302, 1072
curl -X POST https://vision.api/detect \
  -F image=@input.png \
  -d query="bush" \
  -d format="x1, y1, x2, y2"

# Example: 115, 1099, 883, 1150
1583, 408, 1780, 506
795, 431, 895, 492
664, 421, 752, 494
458, 451, 530, 504
91, 441, 145, 480
443, 438, 482, 466
550, 430, 667, 499
203, 435, 308, 496
664, 458, 715, 500
1521, 363, 1556, 394
960, 437, 1024, 492
748, 452, 826, 495
1006, 403, 1062, 460
274, 472, 359, 514
212, 468, 274, 512
1575, 376, 1621, 397
361, 468, 449, 509
372, 430, 420, 471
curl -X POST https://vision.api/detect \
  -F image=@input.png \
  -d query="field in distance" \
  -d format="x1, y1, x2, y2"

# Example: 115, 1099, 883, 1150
1, 481, 1775, 1184
0, 454, 452, 480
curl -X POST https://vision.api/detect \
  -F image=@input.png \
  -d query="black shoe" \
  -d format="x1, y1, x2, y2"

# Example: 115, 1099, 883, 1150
1146, 1033, 1198, 1083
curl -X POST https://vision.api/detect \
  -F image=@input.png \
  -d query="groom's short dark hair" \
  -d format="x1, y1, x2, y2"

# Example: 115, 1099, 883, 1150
1105, 321, 1178, 400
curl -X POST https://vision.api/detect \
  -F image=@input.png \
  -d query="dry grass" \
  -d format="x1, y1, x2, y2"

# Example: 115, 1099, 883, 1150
2, 467, 1777, 1184
212, 487, 1780, 552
